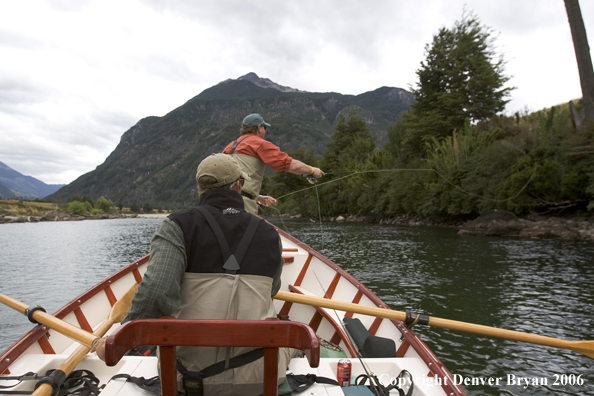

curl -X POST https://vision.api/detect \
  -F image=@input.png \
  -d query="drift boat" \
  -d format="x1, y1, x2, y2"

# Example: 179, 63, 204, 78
0, 227, 467, 396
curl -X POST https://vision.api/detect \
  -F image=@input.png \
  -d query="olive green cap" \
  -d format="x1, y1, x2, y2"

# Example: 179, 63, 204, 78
196, 153, 250, 188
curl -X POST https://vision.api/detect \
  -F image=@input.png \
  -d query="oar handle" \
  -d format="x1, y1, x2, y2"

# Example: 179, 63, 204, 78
273, 290, 594, 359
274, 291, 406, 321
31, 319, 114, 396
29, 284, 137, 396
0, 293, 97, 348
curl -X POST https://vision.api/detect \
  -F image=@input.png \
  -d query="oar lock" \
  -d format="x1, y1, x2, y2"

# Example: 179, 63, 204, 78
404, 310, 429, 329
24, 305, 47, 324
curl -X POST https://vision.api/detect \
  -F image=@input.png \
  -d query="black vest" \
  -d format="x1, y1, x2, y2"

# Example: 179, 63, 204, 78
168, 189, 280, 278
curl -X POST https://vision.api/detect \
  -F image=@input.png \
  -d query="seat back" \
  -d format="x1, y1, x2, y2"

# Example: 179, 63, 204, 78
343, 316, 396, 358
104, 318, 319, 396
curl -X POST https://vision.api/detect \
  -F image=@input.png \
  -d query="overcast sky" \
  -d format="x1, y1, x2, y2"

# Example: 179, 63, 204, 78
1, 0, 593, 185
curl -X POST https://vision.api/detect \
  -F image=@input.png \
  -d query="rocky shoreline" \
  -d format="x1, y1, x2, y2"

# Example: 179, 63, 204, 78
0, 212, 134, 224
282, 210, 594, 243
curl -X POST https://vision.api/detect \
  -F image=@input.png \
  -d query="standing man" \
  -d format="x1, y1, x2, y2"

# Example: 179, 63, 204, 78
92, 154, 291, 396
223, 113, 325, 215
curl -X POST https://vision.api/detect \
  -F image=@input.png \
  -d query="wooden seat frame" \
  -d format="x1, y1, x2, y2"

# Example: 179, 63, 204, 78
104, 318, 319, 396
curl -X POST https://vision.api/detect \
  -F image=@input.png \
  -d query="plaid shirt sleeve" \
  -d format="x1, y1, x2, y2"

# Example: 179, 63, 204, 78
123, 218, 187, 322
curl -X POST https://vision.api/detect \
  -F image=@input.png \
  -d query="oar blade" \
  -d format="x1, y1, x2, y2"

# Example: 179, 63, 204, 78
109, 283, 138, 323
571, 340, 594, 359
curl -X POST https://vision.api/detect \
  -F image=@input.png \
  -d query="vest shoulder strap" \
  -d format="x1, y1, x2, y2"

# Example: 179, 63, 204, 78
228, 135, 250, 154
195, 206, 260, 274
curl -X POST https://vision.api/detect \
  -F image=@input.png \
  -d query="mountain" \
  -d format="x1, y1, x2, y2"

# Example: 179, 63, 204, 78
0, 162, 65, 199
0, 182, 16, 199
47, 73, 414, 209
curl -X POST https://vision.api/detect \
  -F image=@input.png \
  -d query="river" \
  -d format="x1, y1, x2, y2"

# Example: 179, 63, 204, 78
0, 217, 592, 395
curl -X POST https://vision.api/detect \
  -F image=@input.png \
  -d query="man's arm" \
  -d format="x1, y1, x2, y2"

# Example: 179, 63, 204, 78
91, 218, 187, 361
123, 218, 187, 322
270, 237, 284, 297
288, 159, 324, 179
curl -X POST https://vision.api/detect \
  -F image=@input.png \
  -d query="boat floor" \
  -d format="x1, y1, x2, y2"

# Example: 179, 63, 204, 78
6, 353, 430, 395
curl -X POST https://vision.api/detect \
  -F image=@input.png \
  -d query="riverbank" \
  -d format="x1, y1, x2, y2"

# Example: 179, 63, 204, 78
277, 210, 594, 243
0, 211, 134, 224
3, 201, 593, 243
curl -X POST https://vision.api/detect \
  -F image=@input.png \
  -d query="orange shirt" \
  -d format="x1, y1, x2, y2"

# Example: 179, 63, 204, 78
222, 134, 293, 172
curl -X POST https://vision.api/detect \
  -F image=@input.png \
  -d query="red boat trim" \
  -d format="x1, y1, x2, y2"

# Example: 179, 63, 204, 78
276, 228, 467, 396
282, 256, 294, 264
396, 339, 411, 357
308, 312, 323, 332
343, 291, 364, 319
288, 285, 357, 357
104, 286, 117, 307
0, 255, 149, 375
293, 254, 313, 287
74, 307, 93, 333
368, 317, 382, 336
133, 268, 143, 284
282, 248, 298, 252
38, 334, 55, 355
323, 274, 341, 299
277, 301, 293, 318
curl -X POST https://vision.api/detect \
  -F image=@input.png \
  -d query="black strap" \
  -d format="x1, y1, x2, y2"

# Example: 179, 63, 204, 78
241, 191, 254, 200
285, 373, 339, 392
176, 348, 264, 381
36, 369, 102, 396
0, 373, 38, 389
195, 206, 260, 274
176, 348, 264, 396
110, 375, 161, 394
354, 370, 413, 396
228, 136, 249, 155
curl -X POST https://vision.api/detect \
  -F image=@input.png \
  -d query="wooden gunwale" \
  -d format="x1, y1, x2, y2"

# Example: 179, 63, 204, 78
275, 227, 466, 396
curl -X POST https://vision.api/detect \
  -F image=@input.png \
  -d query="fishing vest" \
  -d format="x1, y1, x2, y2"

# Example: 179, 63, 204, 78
228, 136, 266, 215
169, 197, 290, 396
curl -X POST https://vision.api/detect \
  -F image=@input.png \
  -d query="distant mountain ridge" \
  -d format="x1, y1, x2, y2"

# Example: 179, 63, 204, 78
48, 73, 414, 209
0, 162, 65, 199
220, 72, 303, 93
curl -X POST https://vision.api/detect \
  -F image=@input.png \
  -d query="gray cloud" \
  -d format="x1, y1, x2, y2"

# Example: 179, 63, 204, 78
0, 0, 592, 185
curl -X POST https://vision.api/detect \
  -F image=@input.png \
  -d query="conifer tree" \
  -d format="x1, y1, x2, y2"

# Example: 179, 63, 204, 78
393, 12, 512, 158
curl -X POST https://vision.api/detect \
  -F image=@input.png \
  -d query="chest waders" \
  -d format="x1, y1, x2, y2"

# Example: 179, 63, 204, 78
177, 206, 263, 396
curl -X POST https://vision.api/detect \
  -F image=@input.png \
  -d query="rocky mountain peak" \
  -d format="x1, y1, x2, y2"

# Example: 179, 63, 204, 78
235, 72, 303, 93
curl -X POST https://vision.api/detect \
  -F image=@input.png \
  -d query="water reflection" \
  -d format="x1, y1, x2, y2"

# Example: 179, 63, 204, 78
0, 218, 161, 352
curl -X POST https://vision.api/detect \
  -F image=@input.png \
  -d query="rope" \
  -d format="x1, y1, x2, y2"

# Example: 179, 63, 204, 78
274, 167, 535, 203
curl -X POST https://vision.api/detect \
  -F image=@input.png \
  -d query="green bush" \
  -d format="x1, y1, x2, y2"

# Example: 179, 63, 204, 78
68, 201, 89, 215
96, 196, 114, 213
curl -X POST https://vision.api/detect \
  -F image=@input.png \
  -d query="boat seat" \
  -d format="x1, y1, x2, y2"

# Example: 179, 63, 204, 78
103, 318, 319, 396
343, 317, 396, 358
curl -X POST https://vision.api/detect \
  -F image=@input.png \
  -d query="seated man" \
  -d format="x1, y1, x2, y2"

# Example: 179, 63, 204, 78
92, 153, 291, 396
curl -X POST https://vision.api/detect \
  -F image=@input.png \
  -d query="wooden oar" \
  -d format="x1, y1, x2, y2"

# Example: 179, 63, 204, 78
274, 290, 594, 360
0, 285, 138, 349
31, 284, 138, 396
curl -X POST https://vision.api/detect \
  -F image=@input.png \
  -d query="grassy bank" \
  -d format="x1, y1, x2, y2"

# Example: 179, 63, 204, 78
0, 200, 60, 217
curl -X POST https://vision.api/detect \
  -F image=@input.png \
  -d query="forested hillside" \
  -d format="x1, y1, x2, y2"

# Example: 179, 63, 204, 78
47, 74, 413, 209
267, 105, 594, 218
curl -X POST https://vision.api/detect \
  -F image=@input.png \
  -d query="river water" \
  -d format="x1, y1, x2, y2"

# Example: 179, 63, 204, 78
0, 217, 593, 395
